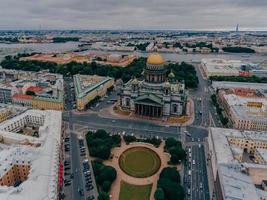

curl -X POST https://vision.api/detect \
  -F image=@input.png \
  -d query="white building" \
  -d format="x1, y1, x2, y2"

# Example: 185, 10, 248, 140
0, 109, 62, 200
201, 58, 241, 77
208, 128, 267, 200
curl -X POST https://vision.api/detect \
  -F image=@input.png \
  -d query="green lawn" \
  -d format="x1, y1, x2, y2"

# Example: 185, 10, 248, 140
119, 147, 161, 178
119, 181, 152, 200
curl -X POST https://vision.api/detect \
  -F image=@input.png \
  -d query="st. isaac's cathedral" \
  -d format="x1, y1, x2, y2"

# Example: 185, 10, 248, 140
119, 53, 187, 120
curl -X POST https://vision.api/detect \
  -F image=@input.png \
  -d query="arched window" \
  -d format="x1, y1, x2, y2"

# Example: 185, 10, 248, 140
173, 104, 177, 113
126, 98, 130, 107
165, 89, 169, 95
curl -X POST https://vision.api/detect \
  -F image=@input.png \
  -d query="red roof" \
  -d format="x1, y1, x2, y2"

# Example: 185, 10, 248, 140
13, 94, 33, 100
27, 86, 43, 92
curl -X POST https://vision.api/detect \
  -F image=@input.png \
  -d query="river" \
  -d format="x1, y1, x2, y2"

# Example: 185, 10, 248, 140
0, 42, 266, 63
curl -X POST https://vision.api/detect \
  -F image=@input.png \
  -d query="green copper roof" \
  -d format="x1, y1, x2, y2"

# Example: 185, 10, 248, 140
74, 74, 113, 99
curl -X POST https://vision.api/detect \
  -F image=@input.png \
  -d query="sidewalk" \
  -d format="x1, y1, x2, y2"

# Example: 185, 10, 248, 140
203, 138, 215, 200
97, 97, 195, 127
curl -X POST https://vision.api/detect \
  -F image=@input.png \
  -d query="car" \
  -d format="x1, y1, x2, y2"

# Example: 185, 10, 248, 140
64, 160, 70, 164
78, 188, 84, 196
64, 172, 70, 176
86, 179, 92, 184
85, 173, 91, 178
64, 179, 71, 184
188, 170, 191, 176
65, 167, 70, 171
80, 152, 86, 156
83, 159, 89, 164
64, 162, 70, 166
64, 182, 71, 187
88, 185, 94, 190
192, 160, 195, 165
200, 182, 203, 189
187, 188, 191, 195
70, 173, 74, 179
65, 148, 70, 152
87, 195, 95, 200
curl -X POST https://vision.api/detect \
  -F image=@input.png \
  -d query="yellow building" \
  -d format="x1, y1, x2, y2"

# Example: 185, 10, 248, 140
0, 108, 11, 122
74, 74, 114, 111
32, 92, 64, 111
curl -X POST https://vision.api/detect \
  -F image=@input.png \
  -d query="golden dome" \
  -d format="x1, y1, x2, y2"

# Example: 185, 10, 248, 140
147, 53, 165, 65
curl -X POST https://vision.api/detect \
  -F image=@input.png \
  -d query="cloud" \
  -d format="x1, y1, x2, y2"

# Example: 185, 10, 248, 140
0, 0, 266, 30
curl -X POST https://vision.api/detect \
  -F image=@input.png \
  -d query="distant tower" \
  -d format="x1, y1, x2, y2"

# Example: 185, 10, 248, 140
236, 24, 239, 32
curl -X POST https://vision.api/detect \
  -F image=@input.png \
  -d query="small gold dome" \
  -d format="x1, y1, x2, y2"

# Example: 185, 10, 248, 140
168, 71, 175, 78
147, 53, 165, 65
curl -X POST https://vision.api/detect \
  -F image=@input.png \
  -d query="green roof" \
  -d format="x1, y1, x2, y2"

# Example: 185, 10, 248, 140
73, 74, 113, 99
33, 91, 63, 103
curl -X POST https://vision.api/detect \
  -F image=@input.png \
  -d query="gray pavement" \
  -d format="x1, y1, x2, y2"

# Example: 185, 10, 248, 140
61, 62, 217, 200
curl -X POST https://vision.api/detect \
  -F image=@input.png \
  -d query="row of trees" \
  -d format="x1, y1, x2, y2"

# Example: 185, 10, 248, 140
164, 138, 186, 164
86, 129, 121, 160
222, 46, 255, 53
166, 62, 198, 88
0, 55, 199, 88
154, 167, 185, 200
211, 94, 229, 125
123, 135, 162, 147
52, 37, 80, 43
92, 160, 116, 200
210, 75, 267, 84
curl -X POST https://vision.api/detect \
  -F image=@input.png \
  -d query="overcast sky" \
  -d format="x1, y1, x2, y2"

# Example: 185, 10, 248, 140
0, 0, 266, 30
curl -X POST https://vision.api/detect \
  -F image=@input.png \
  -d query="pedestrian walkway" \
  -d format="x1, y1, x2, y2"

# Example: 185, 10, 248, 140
104, 141, 179, 200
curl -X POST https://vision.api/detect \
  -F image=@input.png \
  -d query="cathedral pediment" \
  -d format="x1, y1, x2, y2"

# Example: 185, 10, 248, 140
135, 94, 163, 105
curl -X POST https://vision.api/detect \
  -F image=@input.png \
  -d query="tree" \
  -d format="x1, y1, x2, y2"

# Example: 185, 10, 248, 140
111, 135, 121, 146
165, 137, 179, 149
98, 192, 110, 200
154, 188, 165, 200
102, 181, 112, 192
160, 167, 181, 184
26, 90, 36, 96
123, 135, 136, 144
158, 178, 185, 200
99, 166, 117, 184
221, 117, 229, 125
86, 129, 121, 160
94, 129, 109, 139
169, 146, 186, 162
222, 46, 255, 53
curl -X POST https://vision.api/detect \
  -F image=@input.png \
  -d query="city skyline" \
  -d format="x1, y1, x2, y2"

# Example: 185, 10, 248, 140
0, 0, 267, 30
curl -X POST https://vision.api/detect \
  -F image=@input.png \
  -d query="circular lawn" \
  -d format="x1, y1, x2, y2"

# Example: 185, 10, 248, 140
119, 147, 161, 178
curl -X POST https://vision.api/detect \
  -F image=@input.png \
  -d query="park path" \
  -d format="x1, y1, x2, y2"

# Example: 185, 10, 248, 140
104, 141, 174, 200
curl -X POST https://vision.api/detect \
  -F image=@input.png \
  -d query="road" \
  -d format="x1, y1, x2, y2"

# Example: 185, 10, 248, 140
63, 78, 99, 200
61, 62, 215, 200
184, 143, 209, 200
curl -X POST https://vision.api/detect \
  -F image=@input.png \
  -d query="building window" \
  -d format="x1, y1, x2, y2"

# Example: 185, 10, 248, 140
126, 98, 130, 107
173, 104, 178, 113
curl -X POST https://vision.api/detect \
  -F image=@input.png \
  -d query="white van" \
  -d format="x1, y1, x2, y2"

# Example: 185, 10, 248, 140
188, 170, 191, 176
